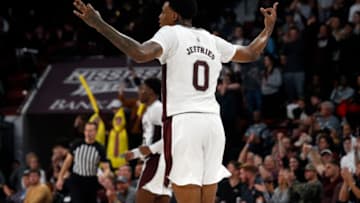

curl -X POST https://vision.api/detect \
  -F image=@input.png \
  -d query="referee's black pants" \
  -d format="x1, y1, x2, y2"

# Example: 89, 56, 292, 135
68, 173, 99, 203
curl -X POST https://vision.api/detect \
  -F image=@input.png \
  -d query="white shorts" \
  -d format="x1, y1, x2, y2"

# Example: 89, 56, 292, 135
165, 113, 230, 186
141, 153, 172, 196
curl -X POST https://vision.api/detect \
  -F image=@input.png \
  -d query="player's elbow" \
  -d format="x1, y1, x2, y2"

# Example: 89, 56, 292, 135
132, 57, 148, 63
131, 51, 151, 63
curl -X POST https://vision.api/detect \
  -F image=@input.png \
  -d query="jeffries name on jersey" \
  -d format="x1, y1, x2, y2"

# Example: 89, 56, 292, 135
186, 46, 215, 60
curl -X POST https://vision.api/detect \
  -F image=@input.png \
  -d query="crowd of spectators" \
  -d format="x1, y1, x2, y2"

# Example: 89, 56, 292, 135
1, 0, 360, 202
214, 0, 360, 202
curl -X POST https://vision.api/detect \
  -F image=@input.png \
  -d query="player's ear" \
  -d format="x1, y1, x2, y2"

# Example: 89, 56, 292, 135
172, 12, 179, 22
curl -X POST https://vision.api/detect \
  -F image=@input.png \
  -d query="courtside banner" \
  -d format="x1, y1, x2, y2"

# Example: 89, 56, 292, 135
26, 57, 160, 114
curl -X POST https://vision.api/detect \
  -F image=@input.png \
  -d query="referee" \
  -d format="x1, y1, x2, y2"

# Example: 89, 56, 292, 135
56, 121, 111, 203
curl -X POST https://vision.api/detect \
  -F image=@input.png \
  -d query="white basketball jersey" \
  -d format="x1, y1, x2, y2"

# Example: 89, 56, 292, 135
140, 100, 171, 196
142, 100, 162, 146
149, 25, 237, 117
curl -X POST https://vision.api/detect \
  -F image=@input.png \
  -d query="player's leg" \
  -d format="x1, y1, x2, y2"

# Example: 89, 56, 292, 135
201, 183, 217, 203
172, 184, 201, 203
167, 114, 204, 184
201, 114, 230, 203
136, 188, 156, 203
169, 115, 202, 203
155, 195, 171, 203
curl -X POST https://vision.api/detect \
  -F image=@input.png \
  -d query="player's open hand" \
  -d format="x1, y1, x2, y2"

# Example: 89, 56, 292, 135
73, 0, 102, 29
260, 2, 278, 32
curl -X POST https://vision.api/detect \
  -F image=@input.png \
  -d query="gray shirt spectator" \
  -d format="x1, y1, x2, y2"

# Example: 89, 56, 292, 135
330, 86, 354, 104
316, 115, 340, 132
116, 186, 136, 203
245, 122, 271, 140
270, 187, 290, 203
269, 169, 291, 203
261, 67, 282, 95
245, 111, 272, 156
115, 176, 136, 203
315, 101, 341, 132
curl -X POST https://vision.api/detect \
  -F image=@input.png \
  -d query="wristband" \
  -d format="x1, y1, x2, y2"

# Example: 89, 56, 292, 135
131, 148, 143, 159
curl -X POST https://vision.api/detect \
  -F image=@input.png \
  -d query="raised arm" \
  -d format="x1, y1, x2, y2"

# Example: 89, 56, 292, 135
308, 148, 325, 176
73, 0, 162, 63
342, 167, 360, 199
238, 134, 255, 163
232, 2, 278, 63
338, 182, 349, 202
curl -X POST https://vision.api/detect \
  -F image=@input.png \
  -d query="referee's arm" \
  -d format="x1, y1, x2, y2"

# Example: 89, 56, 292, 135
56, 153, 73, 190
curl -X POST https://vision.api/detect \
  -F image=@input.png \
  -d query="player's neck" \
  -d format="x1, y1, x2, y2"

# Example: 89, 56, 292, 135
146, 96, 158, 106
176, 19, 192, 27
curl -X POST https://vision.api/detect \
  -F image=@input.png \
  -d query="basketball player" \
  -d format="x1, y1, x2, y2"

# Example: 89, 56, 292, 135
124, 77, 171, 203
73, 0, 278, 202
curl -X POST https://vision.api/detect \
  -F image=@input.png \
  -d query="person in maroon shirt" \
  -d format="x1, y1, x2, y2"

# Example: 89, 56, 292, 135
320, 160, 342, 203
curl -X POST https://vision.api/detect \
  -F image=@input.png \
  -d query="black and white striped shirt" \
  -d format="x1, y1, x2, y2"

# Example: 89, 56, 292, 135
70, 141, 107, 177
